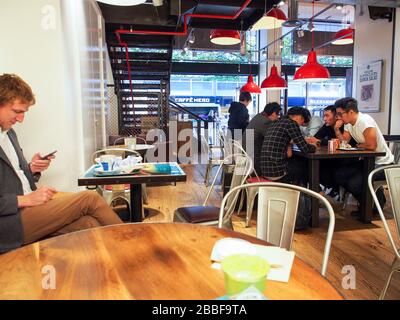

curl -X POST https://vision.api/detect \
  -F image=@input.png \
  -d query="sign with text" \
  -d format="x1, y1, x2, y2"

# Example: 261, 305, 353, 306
355, 60, 383, 112
173, 96, 215, 104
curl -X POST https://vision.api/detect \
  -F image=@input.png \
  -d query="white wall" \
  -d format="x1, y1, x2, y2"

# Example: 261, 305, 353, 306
353, 6, 394, 134
390, 8, 400, 134
0, 0, 106, 191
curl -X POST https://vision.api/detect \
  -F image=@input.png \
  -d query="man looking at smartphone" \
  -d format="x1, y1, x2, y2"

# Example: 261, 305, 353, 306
0, 74, 123, 253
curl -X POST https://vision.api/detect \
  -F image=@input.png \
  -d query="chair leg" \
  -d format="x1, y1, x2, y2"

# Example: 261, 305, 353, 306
141, 184, 148, 205
204, 163, 211, 186
236, 190, 244, 216
379, 258, 400, 300
341, 191, 349, 211
221, 165, 226, 191
246, 187, 258, 227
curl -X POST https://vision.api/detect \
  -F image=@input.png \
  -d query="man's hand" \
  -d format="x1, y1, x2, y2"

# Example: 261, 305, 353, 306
287, 144, 293, 158
17, 186, 57, 208
334, 119, 344, 131
305, 136, 320, 145
29, 152, 55, 173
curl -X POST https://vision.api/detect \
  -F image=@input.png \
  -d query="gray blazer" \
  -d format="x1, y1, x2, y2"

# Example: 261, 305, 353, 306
0, 129, 38, 253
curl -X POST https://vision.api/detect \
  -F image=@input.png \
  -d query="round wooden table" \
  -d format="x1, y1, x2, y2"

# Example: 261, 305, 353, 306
0, 223, 343, 300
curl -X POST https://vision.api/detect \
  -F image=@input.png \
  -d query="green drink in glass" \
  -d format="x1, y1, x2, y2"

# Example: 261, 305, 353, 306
221, 254, 270, 298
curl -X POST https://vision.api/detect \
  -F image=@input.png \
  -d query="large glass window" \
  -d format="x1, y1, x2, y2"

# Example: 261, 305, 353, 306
285, 76, 347, 115
281, 24, 353, 68
172, 30, 259, 64
170, 74, 259, 130
192, 81, 213, 94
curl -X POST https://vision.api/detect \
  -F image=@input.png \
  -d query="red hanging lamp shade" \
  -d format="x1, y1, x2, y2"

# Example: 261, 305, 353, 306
210, 29, 241, 45
261, 65, 287, 90
240, 75, 261, 94
251, 8, 287, 30
294, 50, 330, 82
332, 27, 354, 45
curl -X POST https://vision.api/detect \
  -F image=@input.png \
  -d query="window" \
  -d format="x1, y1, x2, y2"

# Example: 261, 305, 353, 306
284, 76, 346, 111
170, 74, 259, 125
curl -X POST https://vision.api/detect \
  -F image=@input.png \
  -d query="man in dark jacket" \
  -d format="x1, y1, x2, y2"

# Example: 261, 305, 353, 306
305, 105, 343, 146
305, 105, 345, 196
243, 102, 282, 175
0, 74, 122, 253
228, 91, 252, 139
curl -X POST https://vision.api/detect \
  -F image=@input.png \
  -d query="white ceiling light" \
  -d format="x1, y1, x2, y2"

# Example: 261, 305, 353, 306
97, 0, 147, 6
152, 0, 163, 6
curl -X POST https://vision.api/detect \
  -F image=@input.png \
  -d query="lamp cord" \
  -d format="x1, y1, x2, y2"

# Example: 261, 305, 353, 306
312, 0, 315, 49
273, 6, 276, 64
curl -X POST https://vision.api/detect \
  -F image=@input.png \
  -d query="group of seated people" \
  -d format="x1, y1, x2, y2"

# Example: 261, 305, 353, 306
235, 97, 394, 216
1, 73, 394, 254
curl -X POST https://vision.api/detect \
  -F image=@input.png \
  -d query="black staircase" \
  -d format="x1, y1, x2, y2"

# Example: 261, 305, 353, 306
107, 34, 173, 139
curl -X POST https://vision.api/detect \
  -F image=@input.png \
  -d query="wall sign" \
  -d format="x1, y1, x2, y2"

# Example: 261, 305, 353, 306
173, 96, 215, 104
355, 60, 383, 112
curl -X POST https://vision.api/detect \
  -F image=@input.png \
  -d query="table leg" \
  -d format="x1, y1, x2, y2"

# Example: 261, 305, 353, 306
308, 159, 320, 228
360, 157, 375, 223
130, 184, 143, 222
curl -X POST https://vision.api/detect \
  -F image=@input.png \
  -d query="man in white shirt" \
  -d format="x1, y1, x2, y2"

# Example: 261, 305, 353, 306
333, 97, 394, 216
0, 74, 122, 253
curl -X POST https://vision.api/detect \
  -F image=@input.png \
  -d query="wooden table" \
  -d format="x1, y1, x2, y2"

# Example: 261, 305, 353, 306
78, 162, 186, 222
294, 147, 385, 227
0, 223, 343, 300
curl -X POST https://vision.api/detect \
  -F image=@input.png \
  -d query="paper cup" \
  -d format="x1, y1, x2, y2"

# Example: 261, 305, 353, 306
124, 137, 137, 150
99, 155, 116, 171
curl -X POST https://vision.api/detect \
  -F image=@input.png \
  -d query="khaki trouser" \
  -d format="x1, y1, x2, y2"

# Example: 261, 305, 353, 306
21, 191, 123, 244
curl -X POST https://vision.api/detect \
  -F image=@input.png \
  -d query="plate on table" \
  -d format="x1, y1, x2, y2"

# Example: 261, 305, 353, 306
337, 147, 364, 151
94, 167, 122, 176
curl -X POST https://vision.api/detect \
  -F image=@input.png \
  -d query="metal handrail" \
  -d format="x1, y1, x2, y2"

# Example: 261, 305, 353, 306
169, 99, 206, 122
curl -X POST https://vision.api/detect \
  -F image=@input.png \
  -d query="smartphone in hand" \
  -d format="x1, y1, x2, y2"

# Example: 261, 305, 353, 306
40, 150, 57, 160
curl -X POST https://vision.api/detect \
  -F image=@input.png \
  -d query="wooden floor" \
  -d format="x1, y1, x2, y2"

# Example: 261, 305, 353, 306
142, 164, 400, 300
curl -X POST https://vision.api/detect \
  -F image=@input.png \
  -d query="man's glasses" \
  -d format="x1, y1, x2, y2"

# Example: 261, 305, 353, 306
336, 111, 348, 117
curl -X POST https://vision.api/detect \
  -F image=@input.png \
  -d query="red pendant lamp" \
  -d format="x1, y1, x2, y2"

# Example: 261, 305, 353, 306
294, 1, 330, 82
210, 29, 241, 45
332, 27, 354, 45
251, 7, 287, 31
240, 75, 261, 93
261, 65, 287, 90
293, 50, 330, 82
261, 11, 287, 90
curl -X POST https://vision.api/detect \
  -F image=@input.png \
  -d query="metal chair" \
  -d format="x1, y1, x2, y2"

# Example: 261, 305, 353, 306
218, 182, 336, 277
91, 148, 147, 219
368, 165, 400, 299
173, 154, 253, 228
342, 141, 400, 210
373, 141, 400, 195
229, 139, 270, 226
201, 135, 224, 186
219, 130, 233, 159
